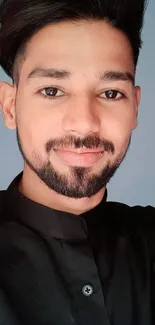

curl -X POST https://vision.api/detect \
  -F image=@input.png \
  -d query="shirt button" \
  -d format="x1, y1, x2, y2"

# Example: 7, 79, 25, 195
82, 284, 93, 297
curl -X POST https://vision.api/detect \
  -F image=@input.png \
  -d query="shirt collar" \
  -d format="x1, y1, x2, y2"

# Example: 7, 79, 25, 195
5, 172, 107, 241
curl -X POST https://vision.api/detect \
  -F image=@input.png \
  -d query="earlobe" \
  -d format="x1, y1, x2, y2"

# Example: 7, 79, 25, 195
0, 82, 17, 130
135, 86, 141, 111
132, 86, 141, 130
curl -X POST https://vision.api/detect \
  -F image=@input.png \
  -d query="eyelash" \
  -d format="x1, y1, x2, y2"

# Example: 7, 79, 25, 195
38, 87, 126, 101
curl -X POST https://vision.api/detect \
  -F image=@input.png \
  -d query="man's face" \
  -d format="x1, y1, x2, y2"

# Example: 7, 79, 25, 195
3, 20, 140, 198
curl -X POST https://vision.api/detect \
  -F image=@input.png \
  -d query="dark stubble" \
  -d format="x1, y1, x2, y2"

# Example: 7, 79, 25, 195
16, 130, 130, 198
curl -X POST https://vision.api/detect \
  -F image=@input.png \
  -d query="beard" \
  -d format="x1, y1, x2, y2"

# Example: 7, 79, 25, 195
16, 130, 130, 198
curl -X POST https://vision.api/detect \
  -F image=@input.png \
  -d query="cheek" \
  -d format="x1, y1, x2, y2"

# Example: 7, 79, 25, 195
15, 103, 61, 156
101, 114, 133, 153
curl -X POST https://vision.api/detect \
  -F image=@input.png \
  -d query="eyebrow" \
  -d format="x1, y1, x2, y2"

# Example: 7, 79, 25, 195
27, 68, 134, 84
99, 71, 135, 84
27, 68, 71, 81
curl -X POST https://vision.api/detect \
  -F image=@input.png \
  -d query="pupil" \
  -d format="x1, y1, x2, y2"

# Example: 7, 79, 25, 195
107, 90, 116, 98
46, 88, 57, 96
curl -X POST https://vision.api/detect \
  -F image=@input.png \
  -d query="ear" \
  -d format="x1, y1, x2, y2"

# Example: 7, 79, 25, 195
0, 82, 17, 130
132, 85, 141, 130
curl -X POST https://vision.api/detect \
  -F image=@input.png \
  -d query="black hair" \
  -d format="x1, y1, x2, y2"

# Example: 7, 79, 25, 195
0, 0, 147, 80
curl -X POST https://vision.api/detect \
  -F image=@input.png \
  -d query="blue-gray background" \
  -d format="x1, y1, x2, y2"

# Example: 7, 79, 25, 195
0, 0, 154, 206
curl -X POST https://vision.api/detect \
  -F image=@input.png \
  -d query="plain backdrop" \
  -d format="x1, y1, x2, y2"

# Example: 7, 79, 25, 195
0, 0, 154, 206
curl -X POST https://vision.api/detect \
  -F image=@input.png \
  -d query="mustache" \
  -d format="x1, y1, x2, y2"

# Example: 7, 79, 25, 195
45, 135, 115, 154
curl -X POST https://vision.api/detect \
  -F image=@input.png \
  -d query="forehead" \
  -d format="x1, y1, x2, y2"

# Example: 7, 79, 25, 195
20, 20, 134, 79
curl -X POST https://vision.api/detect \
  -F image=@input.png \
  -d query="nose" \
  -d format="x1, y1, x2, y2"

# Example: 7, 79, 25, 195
62, 96, 101, 136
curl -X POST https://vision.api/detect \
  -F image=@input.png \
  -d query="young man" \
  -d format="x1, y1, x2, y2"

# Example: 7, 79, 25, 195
0, 0, 154, 324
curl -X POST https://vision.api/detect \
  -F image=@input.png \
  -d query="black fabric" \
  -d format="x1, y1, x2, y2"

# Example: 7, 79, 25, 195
0, 173, 155, 325
0, 289, 20, 325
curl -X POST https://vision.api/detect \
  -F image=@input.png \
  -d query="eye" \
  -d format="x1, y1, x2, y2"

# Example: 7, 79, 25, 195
100, 89, 125, 100
40, 87, 64, 98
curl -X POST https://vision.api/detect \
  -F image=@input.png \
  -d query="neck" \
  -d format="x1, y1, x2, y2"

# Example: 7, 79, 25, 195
18, 164, 106, 215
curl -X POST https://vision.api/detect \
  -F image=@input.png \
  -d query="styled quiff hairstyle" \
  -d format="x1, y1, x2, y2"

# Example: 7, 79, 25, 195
0, 0, 147, 81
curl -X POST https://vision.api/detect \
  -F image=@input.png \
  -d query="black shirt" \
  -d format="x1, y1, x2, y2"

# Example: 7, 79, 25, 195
0, 173, 155, 325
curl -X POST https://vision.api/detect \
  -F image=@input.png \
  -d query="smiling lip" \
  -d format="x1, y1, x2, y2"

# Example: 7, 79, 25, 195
54, 149, 104, 167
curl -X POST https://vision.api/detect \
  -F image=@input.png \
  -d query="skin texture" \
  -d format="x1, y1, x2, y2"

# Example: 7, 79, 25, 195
0, 20, 140, 215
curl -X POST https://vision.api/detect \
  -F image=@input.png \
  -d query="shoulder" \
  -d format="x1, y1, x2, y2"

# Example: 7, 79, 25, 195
0, 190, 6, 201
105, 200, 155, 226
0, 190, 6, 213
105, 201, 155, 257
0, 190, 7, 221
105, 200, 155, 214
